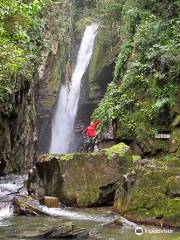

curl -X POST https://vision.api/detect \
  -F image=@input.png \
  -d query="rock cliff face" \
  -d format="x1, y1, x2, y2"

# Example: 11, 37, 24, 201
36, 2, 81, 154
36, 43, 76, 154
36, 2, 120, 153
77, 25, 119, 123
0, 79, 36, 174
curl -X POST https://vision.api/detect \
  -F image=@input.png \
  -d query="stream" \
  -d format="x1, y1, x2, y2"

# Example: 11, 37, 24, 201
0, 175, 179, 240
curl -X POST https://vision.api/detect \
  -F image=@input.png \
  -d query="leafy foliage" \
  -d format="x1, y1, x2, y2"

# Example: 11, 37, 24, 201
0, 0, 47, 103
93, 0, 180, 141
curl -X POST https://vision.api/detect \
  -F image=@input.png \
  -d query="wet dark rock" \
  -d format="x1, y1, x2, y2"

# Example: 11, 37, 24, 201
0, 79, 36, 175
113, 171, 137, 215
104, 218, 124, 227
104, 216, 137, 228
12, 196, 49, 216
21, 222, 89, 239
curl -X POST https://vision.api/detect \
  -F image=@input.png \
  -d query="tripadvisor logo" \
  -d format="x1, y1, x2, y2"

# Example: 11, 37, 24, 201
135, 226, 174, 235
135, 227, 144, 235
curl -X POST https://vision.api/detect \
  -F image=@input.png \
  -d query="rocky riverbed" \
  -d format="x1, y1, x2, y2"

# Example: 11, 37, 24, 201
28, 143, 180, 228
0, 173, 179, 239
0, 144, 179, 239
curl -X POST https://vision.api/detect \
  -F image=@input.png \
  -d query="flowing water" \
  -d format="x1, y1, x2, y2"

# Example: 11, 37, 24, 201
0, 175, 179, 240
49, 23, 99, 154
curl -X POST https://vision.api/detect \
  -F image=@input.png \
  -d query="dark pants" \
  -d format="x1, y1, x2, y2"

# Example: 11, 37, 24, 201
88, 137, 96, 151
81, 136, 96, 152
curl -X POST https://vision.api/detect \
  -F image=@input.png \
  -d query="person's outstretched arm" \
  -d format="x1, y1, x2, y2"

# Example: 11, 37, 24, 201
94, 120, 100, 128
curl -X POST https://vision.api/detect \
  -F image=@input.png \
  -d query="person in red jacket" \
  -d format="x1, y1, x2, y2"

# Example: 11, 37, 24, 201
82, 120, 100, 151
82, 120, 100, 138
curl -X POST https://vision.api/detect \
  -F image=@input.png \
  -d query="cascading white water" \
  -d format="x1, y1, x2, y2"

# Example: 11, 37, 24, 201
0, 174, 26, 226
49, 23, 99, 153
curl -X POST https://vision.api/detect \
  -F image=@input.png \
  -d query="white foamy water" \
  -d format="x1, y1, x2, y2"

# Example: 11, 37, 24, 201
41, 206, 115, 223
0, 183, 21, 193
50, 23, 99, 153
40, 206, 137, 228
0, 205, 13, 220
0, 174, 27, 226
117, 216, 137, 228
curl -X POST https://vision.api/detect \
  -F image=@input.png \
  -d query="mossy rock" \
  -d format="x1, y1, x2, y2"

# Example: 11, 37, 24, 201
29, 143, 132, 207
165, 176, 180, 198
127, 191, 168, 216
104, 143, 132, 161
169, 128, 180, 153
132, 155, 141, 161
171, 115, 180, 128
165, 198, 180, 225
114, 155, 180, 227
159, 154, 180, 168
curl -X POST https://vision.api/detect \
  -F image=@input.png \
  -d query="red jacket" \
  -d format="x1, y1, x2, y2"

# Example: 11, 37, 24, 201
82, 120, 100, 138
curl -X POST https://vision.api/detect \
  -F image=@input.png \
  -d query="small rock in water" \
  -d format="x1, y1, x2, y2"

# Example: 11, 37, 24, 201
104, 218, 124, 227
12, 196, 49, 216
104, 216, 137, 228
39, 196, 60, 208
21, 222, 89, 239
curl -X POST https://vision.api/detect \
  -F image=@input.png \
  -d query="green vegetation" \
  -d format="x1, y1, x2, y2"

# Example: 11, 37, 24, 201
93, 0, 180, 141
132, 155, 141, 161
104, 142, 131, 159
60, 153, 74, 161
0, 0, 47, 104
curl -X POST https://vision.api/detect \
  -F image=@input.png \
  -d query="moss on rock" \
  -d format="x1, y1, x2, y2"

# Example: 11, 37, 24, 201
132, 155, 142, 161
165, 176, 180, 198
60, 153, 74, 161
169, 128, 180, 154
29, 143, 132, 207
104, 143, 132, 159
114, 154, 180, 227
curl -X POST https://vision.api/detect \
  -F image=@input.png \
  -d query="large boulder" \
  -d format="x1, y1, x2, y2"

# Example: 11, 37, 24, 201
28, 143, 132, 207
113, 155, 180, 228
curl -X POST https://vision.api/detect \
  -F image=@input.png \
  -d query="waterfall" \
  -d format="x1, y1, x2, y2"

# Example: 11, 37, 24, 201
49, 23, 98, 153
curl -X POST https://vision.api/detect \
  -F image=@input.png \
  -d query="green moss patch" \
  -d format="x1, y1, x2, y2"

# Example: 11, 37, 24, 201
104, 143, 131, 158
60, 154, 75, 161
114, 153, 180, 226
132, 155, 141, 161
